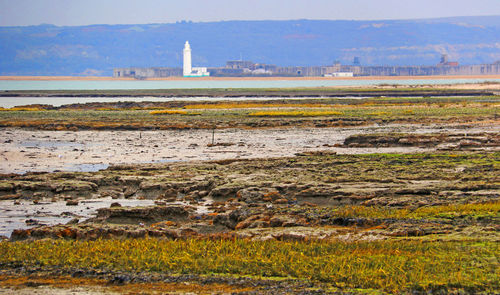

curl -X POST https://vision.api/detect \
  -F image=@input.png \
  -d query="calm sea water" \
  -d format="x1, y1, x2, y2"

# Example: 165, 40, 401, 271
1, 78, 499, 107
1, 78, 500, 91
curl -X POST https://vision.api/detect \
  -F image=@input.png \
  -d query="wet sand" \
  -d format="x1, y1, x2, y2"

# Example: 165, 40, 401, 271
1, 124, 498, 174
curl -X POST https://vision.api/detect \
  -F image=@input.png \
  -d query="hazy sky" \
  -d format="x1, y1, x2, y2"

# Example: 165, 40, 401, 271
1, 0, 500, 26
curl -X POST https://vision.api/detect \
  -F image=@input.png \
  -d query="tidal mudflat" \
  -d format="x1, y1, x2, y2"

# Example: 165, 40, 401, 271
0, 88, 499, 294
3, 124, 498, 174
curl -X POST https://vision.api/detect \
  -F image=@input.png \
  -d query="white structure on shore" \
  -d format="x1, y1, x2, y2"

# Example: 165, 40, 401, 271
183, 41, 210, 77
324, 72, 354, 77
183, 41, 192, 76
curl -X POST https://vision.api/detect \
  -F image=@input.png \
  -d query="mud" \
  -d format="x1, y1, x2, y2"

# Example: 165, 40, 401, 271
1, 124, 498, 174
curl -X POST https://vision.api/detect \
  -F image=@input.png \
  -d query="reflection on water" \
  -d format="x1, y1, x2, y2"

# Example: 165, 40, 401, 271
65, 163, 109, 172
0, 196, 213, 238
0, 197, 155, 238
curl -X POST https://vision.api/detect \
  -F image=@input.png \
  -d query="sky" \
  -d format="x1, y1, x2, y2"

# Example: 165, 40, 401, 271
1, 0, 500, 26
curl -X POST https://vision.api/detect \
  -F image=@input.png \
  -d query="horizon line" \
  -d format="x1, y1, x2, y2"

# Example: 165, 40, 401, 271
2, 14, 500, 28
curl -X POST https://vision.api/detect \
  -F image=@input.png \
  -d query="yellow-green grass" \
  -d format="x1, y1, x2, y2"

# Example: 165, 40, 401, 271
321, 201, 500, 220
183, 103, 329, 109
0, 107, 45, 111
0, 100, 498, 130
149, 110, 200, 115
0, 239, 497, 293
248, 110, 343, 117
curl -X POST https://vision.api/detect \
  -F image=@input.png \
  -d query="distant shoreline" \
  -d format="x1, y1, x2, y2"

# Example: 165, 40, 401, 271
1, 75, 500, 81
0, 88, 496, 99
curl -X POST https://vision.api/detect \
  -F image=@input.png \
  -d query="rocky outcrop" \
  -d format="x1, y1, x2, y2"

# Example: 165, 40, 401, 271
88, 205, 192, 225
3, 151, 499, 244
343, 132, 500, 149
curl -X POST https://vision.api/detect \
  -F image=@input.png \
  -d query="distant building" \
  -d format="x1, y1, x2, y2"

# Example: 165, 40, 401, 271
113, 47, 500, 78
324, 72, 354, 77
113, 67, 181, 79
353, 57, 361, 66
183, 41, 209, 77
226, 60, 255, 69
438, 54, 459, 67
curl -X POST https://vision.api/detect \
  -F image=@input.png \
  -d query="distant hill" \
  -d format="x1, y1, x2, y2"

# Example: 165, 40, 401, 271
1, 17, 500, 76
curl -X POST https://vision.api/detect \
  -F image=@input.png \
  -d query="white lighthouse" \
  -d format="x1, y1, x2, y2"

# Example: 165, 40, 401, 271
183, 41, 192, 76
183, 41, 209, 77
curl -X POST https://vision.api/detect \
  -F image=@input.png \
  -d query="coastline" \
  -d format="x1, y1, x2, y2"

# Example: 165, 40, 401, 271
0, 88, 494, 98
1, 74, 500, 81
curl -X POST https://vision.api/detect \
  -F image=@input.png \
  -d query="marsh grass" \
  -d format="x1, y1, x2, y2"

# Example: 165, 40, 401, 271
306, 201, 500, 220
248, 110, 343, 117
183, 103, 331, 109
0, 97, 498, 130
0, 239, 497, 293
0, 275, 255, 294
0, 107, 44, 111
150, 109, 200, 116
